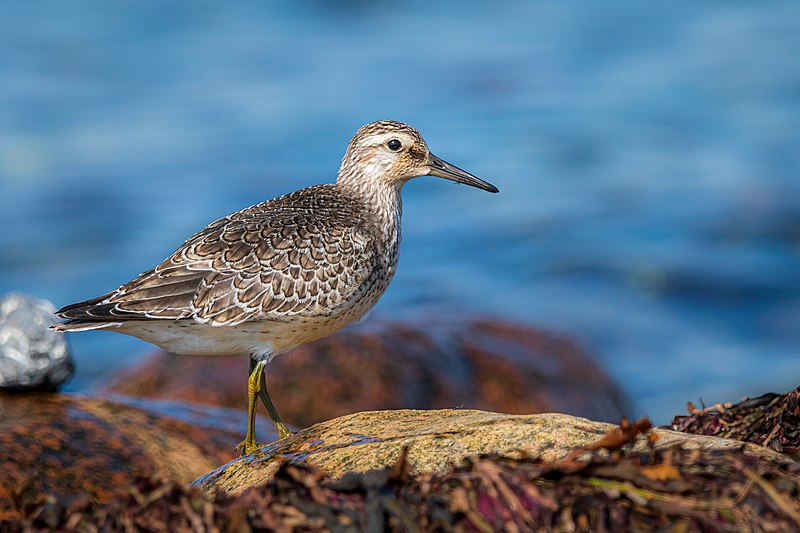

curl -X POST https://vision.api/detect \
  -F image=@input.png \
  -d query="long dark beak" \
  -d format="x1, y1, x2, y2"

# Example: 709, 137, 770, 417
426, 153, 499, 193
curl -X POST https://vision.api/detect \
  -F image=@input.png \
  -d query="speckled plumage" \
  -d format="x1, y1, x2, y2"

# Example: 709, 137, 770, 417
54, 183, 399, 359
54, 120, 497, 365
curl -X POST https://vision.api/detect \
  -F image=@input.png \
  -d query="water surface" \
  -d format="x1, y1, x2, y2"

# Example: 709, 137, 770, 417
2, 1, 799, 423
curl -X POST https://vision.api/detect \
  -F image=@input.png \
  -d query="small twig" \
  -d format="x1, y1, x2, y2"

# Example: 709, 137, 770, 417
734, 477, 755, 505
687, 401, 732, 415
741, 467, 800, 526
761, 422, 782, 448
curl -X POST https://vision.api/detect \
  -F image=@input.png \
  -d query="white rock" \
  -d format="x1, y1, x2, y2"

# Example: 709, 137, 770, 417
0, 292, 74, 389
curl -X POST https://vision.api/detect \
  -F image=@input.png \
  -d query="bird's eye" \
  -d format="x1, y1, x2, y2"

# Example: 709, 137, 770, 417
387, 139, 402, 152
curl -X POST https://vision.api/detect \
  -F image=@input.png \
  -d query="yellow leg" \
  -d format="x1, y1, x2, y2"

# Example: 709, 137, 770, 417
253, 358, 294, 439
235, 358, 294, 455
235, 360, 266, 455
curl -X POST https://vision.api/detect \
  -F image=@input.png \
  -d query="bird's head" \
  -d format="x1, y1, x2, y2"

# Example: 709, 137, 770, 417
337, 120, 498, 193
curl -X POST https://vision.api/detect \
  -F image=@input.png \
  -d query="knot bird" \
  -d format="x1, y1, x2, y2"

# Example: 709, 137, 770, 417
53, 120, 499, 454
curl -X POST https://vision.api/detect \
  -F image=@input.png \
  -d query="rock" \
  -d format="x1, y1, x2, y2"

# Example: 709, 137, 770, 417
104, 317, 629, 428
0, 293, 73, 390
192, 409, 790, 496
0, 392, 257, 520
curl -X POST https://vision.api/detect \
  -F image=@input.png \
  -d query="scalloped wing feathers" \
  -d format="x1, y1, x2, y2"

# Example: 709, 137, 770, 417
55, 185, 381, 328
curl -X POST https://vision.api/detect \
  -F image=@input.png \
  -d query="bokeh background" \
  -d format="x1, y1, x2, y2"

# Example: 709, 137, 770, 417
2, 2, 799, 423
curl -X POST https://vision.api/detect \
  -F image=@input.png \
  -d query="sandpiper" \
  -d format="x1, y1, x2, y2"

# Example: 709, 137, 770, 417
53, 120, 498, 454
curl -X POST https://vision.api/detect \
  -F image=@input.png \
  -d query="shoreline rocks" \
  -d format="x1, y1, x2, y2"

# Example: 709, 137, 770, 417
6, 407, 799, 532
3, 310, 797, 530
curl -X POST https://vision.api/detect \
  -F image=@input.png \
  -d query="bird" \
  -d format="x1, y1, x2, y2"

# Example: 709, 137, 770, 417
52, 120, 499, 454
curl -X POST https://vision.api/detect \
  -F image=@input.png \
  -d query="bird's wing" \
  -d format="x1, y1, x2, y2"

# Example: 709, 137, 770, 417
56, 196, 378, 327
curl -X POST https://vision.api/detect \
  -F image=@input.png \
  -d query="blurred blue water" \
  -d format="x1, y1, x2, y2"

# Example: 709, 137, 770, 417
1, 1, 799, 423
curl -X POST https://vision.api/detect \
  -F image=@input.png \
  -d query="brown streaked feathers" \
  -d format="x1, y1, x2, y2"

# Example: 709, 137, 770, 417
55, 184, 379, 330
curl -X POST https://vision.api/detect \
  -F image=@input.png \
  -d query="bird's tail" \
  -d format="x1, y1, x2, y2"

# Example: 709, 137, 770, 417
51, 320, 122, 332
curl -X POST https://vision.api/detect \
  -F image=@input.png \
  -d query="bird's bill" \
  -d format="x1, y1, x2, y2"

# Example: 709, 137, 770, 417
426, 153, 499, 193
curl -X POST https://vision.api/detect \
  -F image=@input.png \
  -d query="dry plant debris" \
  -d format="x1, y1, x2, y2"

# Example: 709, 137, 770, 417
4, 414, 800, 532
673, 386, 800, 458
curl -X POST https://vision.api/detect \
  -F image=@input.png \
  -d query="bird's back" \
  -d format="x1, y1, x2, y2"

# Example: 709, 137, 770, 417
54, 184, 399, 353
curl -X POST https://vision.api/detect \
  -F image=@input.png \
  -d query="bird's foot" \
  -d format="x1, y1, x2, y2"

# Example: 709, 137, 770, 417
235, 439, 267, 456
275, 421, 294, 440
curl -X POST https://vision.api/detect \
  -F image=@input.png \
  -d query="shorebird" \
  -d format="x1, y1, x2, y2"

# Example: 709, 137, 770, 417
53, 120, 498, 454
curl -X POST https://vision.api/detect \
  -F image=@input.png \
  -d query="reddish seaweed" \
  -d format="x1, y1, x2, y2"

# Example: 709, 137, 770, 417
673, 386, 800, 458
